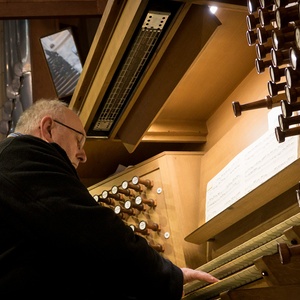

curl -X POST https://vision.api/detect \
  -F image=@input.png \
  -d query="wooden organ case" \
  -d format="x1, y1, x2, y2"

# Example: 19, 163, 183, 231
88, 151, 205, 269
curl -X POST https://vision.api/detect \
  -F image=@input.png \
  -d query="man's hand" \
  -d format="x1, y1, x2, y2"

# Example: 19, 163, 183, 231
181, 267, 219, 285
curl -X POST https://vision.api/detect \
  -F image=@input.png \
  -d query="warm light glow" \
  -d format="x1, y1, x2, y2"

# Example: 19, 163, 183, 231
209, 6, 218, 14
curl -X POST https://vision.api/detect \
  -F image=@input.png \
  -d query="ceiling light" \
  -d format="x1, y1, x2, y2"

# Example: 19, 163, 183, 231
209, 6, 218, 14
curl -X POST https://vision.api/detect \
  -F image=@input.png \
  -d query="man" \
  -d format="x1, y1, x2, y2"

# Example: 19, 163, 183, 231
0, 99, 218, 298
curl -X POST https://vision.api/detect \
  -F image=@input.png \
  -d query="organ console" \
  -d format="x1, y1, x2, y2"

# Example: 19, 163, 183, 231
88, 152, 205, 268
201, 2, 300, 298
183, 214, 300, 299
85, 3, 300, 299
89, 147, 300, 299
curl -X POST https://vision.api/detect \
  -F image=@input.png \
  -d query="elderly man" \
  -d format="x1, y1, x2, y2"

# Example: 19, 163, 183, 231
0, 99, 218, 298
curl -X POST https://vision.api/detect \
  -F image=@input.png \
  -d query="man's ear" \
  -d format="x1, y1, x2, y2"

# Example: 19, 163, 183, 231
39, 116, 54, 143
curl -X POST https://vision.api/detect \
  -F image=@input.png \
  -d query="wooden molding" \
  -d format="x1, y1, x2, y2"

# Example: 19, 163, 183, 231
0, 0, 106, 18
143, 119, 208, 143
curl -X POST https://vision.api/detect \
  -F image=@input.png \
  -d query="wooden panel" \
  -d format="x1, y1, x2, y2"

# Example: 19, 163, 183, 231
283, 226, 300, 244
30, 19, 59, 101
144, 120, 208, 143
209, 187, 300, 257
88, 151, 205, 268
70, 0, 149, 128
185, 158, 300, 245
220, 285, 300, 300
29, 16, 100, 102
69, 0, 130, 113
118, 4, 221, 152
0, 0, 106, 18
254, 252, 300, 286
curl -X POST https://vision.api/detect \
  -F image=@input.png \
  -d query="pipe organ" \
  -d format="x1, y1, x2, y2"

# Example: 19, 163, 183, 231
86, 1, 300, 298
181, 1, 300, 299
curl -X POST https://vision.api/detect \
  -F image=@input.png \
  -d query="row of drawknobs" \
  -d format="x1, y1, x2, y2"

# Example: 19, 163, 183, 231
92, 176, 164, 252
234, 0, 300, 142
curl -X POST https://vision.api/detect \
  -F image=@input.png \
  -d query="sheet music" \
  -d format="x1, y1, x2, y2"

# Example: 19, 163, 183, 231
206, 130, 299, 222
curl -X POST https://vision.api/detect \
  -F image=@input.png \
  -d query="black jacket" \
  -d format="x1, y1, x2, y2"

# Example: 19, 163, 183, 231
0, 135, 183, 299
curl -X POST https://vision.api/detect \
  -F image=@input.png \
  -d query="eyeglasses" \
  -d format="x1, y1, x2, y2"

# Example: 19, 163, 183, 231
53, 119, 86, 150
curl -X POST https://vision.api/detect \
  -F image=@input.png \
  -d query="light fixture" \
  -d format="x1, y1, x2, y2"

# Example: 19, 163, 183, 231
209, 6, 218, 14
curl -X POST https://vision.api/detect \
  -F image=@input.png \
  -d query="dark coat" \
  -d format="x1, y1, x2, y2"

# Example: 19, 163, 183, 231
0, 135, 183, 299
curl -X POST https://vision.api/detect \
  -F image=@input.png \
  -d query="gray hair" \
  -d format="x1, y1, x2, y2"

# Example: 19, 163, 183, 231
15, 99, 70, 134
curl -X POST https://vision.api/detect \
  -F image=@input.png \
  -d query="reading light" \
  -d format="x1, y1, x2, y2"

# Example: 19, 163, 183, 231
209, 6, 218, 14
